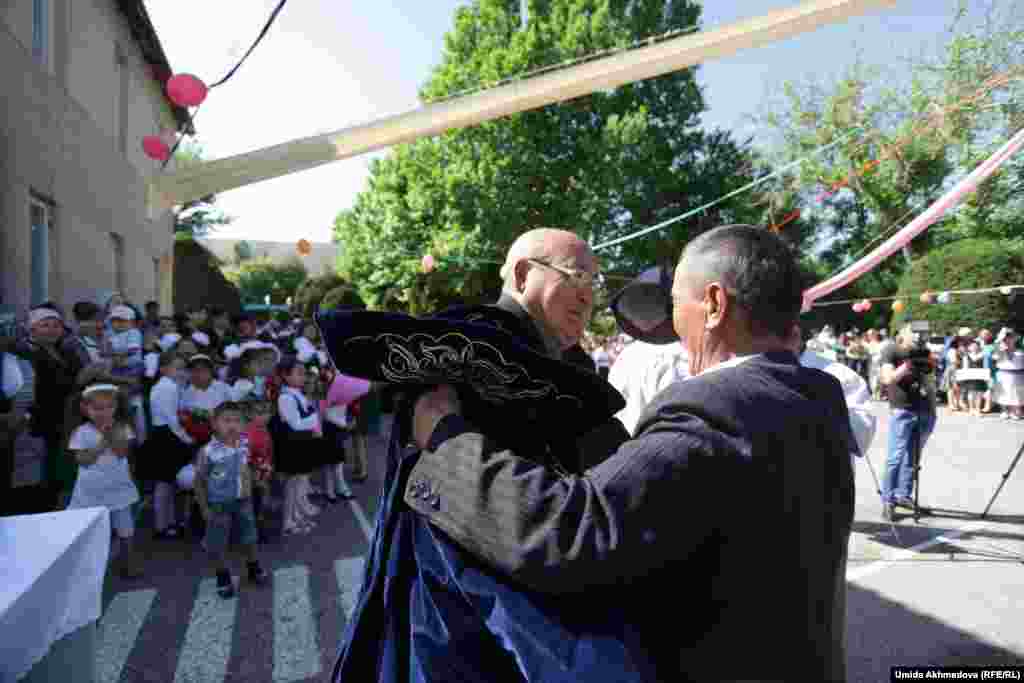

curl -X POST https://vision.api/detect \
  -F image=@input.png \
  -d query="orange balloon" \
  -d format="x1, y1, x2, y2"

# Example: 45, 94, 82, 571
892, 300, 904, 312
297, 239, 312, 256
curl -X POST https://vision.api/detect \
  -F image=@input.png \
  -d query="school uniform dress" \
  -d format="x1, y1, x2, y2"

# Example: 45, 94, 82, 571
274, 386, 324, 475
142, 376, 196, 483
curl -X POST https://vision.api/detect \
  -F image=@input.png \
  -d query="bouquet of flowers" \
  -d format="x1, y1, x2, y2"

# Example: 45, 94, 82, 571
179, 408, 213, 445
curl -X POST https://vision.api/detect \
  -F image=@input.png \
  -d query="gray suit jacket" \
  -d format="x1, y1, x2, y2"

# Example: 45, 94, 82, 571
405, 351, 855, 681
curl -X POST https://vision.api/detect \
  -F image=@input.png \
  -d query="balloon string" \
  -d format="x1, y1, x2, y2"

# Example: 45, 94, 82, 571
208, 0, 289, 89
591, 128, 864, 251
813, 284, 1024, 307
158, 1, 288, 173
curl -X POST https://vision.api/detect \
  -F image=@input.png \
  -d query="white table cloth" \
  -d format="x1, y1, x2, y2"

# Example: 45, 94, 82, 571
0, 508, 110, 682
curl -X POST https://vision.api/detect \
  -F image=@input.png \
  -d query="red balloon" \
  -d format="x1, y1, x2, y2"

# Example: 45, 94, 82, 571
142, 135, 171, 161
861, 299, 872, 311
852, 302, 863, 313
166, 73, 208, 108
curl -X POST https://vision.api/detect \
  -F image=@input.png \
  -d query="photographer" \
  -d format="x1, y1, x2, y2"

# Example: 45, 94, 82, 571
880, 323, 937, 521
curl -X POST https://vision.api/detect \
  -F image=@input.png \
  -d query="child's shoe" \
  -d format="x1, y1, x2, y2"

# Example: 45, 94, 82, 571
216, 570, 236, 599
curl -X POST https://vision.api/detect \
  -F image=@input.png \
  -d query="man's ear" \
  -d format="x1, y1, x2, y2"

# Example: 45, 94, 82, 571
704, 282, 729, 329
513, 259, 531, 293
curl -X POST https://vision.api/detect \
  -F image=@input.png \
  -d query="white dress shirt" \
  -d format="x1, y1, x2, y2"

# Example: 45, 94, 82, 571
608, 341, 690, 435
278, 386, 318, 432
150, 376, 193, 444
800, 350, 877, 463
181, 380, 232, 414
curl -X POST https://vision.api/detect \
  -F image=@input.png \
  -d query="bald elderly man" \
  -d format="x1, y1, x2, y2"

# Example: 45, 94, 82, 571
409, 225, 856, 681
331, 228, 639, 683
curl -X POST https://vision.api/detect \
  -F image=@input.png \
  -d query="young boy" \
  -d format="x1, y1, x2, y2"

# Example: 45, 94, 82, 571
194, 401, 268, 598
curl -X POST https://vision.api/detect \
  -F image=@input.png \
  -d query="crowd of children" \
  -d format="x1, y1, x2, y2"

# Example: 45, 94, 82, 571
1, 298, 379, 598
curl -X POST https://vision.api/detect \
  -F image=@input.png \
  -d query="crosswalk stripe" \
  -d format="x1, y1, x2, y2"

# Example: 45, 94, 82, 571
96, 589, 158, 683
334, 556, 365, 621
173, 578, 238, 683
272, 566, 321, 683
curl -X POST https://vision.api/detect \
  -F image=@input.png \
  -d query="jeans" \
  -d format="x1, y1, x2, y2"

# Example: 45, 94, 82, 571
883, 407, 936, 502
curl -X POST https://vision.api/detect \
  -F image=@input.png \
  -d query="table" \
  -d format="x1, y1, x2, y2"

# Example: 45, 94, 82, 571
0, 508, 110, 683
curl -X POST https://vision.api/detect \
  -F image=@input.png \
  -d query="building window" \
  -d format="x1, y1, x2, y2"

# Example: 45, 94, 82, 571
32, 0, 48, 67
30, 196, 54, 306
110, 233, 125, 293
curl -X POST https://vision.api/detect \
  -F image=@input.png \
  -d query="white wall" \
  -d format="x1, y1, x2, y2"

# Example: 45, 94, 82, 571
0, 0, 181, 315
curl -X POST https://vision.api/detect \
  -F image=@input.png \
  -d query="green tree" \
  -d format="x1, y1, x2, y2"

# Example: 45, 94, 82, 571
335, 0, 773, 312
223, 256, 307, 305
760, 0, 1024, 306
173, 141, 233, 237
890, 239, 1024, 334
292, 273, 347, 317
320, 284, 366, 311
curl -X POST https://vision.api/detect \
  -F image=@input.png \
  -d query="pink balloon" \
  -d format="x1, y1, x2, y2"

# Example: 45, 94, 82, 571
326, 373, 372, 407
422, 254, 436, 273
166, 73, 208, 108
142, 135, 171, 161
852, 303, 862, 313
861, 299, 872, 311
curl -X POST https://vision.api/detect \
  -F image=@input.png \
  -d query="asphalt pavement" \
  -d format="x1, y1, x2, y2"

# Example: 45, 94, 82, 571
92, 407, 1024, 683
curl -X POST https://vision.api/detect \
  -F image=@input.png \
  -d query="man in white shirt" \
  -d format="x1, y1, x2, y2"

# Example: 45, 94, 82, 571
790, 330, 877, 463
608, 340, 689, 435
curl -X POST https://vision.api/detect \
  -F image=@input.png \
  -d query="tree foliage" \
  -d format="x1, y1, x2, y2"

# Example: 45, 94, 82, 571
334, 0, 779, 313
760, 0, 1024, 324
173, 141, 234, 237
222, 257, 307, 306
292, 274, 347, 318
320, 285, 366, 311
890, 239, 1024, 334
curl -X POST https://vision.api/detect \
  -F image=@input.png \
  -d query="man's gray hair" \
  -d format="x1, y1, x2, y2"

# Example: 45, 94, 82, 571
679, 224, 805, 338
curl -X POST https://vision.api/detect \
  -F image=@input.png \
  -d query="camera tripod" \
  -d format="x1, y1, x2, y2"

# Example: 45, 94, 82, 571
981, 436, 1023, 519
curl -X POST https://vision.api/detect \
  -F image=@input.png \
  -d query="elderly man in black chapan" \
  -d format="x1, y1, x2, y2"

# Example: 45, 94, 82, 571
320, 228, 661, 682
409, 225, 857, 682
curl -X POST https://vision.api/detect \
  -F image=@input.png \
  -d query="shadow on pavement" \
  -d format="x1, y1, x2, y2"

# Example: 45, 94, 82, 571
847, 582, 1024, 682
851, 520, 1024, 563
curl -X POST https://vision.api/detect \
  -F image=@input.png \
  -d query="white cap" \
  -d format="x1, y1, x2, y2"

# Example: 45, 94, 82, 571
158, 333, 181, 352
108, 305, 136, 321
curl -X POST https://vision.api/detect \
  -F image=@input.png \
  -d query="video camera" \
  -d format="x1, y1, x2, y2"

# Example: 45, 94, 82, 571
904, 320, 934, 397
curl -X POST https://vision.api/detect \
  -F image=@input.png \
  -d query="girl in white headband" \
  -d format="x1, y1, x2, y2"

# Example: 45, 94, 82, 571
66, 384, 144, 578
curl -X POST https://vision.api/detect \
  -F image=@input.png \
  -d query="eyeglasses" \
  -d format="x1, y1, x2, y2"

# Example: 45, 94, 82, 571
527, 259, 596, 289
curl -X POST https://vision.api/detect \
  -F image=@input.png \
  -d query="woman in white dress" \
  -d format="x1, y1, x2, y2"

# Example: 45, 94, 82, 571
991, 328, 1024, 420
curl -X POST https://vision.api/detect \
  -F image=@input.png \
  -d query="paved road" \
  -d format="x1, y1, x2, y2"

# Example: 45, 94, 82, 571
94, 408, 1024, 682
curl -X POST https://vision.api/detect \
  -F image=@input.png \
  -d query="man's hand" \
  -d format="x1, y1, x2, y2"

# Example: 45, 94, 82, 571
413, 384, 461, 450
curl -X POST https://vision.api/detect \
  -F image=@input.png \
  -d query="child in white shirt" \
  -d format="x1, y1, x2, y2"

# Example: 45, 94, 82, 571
67, 384, 143, 579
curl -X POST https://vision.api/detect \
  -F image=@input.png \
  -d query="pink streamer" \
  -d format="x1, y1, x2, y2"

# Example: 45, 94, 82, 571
803, 128, 1024, 311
